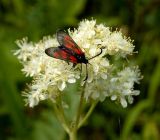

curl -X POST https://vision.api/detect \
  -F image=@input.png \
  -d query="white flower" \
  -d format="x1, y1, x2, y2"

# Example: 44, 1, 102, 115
106, 31, 134, 56
14, 19, 141, 107
108, 67, 142, 107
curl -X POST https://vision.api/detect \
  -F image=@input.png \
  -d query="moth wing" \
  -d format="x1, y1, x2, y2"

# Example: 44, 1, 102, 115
45, 47, 78, 64
56, 30, 84, 55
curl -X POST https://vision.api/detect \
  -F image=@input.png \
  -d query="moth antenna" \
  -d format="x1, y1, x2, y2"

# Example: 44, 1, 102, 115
88, 47, 105, 60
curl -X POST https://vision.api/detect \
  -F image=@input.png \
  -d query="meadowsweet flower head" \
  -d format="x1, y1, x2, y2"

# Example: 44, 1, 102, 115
14, 19, 141, 108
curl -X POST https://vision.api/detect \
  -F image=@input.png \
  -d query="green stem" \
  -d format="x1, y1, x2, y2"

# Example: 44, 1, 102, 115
75, 82, 86, 130
78, 100, 98, 129
67, 82, 87, 140
53, 81, 96, 140
69, 131, 77, 140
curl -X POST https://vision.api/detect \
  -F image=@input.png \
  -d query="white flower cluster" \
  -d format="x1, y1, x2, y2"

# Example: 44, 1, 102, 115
14, 19, 141, 108
84, 66, 141, 107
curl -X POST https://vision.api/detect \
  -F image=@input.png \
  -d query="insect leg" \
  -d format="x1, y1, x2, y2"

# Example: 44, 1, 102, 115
80, 63, 82, 76
73, 63, 77, 68
65, 61, 69, 65
83, 64, 88, 81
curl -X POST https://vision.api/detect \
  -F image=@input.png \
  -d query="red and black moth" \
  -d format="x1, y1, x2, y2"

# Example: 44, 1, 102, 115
45, 30, 103, 81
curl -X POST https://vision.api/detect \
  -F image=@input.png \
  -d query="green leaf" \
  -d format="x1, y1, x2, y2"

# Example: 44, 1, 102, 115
142, 121, 159, 140
121, 100, 151, 140
32, 110, 65, 140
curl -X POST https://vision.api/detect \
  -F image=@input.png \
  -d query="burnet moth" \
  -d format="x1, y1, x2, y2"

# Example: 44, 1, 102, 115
45, 30, 104, 81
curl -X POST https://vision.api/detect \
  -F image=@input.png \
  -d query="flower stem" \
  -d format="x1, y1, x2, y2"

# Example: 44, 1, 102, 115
78, 100, 98, 129
69, 131, 77, 140
53, 82, 98, 140
75, 82, 86, 130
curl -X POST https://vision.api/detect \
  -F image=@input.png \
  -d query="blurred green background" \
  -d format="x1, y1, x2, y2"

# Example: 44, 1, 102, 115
0, 0, 160, 140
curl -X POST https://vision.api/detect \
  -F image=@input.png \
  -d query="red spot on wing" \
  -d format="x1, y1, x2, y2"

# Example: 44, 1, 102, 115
65, 41, 75, 50
61, 50, 68, 59
64, 36, 70, 40
76, 49, 83, 55
53, 50, 69, 60
45, 46, 78, 64
57, 30, 85, 55
52, 49, 78, 63
69, 56, 77, 63
53, 52, 59, 58
64, 35, 84, 55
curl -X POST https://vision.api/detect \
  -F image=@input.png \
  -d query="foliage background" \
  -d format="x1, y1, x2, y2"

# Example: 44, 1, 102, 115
0, 0, 160, 140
